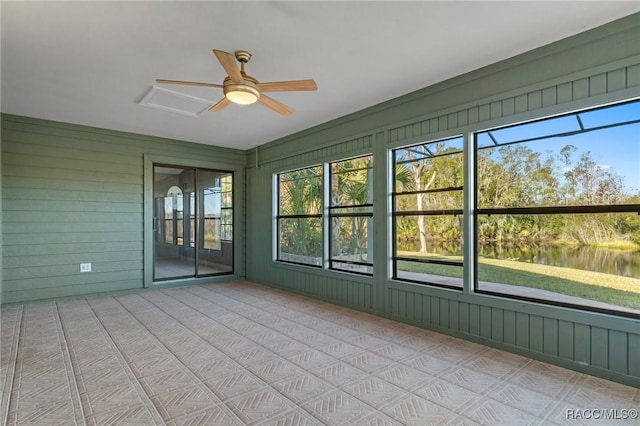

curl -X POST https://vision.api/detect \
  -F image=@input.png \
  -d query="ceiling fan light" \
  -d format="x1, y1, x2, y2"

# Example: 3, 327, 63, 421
224, 84, 260, 105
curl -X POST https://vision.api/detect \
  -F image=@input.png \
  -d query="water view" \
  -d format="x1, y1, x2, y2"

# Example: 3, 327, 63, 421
398, 241, 640, 279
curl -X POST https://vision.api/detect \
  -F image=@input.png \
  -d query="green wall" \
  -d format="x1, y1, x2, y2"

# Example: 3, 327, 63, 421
244, 14, 640, 387
1, 116, 246, 304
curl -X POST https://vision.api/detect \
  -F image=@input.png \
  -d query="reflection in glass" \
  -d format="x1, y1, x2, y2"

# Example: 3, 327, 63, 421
153, 166, 233, 280
196, 170, 233, 276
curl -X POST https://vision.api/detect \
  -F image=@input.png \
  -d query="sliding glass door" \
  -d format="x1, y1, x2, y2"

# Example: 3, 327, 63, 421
153, 165, 233, 280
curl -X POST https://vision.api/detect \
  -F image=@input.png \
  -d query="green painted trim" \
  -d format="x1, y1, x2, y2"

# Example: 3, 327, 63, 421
372, 131, 389, 314
462, 132, 475, 297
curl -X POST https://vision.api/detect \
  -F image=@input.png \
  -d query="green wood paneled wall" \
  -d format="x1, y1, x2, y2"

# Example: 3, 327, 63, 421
1, 116, 245, 304
245, 14, 640, 386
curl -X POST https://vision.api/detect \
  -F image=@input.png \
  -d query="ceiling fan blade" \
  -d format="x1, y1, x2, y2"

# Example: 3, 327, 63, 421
258, 95, 294, 116
213, 49, 244, 84
155, 79, 222, 88
257, 79, 317, 92
209, 97, 232, 112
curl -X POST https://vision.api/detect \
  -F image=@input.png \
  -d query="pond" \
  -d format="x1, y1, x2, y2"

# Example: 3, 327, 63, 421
398, 241, 640, 278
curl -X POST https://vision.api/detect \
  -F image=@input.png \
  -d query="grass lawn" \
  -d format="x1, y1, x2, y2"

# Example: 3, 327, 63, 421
397, 251, 640, 310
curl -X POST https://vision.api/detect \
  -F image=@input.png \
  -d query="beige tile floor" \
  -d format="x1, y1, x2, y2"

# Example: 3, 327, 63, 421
1, 281, 638, 425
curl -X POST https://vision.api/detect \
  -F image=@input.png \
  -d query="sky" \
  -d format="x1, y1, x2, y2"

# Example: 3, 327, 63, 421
477, 100, 640, 193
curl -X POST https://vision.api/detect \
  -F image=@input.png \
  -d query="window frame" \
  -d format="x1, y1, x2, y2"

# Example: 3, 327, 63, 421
391, 136, 465, 289
220, 174, 234, 242
275, 165, 324, 268
472, 98, 640, 318
328, 155, 374, 276
151, 164, 235, 281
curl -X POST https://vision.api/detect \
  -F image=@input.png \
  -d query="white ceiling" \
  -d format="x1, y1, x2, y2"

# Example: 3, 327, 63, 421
2, 1, 639, 151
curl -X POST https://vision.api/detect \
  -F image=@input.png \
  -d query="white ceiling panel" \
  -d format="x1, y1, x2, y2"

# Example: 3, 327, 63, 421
2, 1, 638, 150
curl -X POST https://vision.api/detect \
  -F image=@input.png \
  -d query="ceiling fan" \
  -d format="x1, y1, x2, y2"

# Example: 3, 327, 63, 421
156, 49, 317, 116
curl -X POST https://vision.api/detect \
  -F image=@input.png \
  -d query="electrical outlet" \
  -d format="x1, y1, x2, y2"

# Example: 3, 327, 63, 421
80, 263, 91, 273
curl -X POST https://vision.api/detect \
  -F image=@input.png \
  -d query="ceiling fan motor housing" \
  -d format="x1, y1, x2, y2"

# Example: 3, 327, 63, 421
234, 50, 252, 63
223, 76, 260, 104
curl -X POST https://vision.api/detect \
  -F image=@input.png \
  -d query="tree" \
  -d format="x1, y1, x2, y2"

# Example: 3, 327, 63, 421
559, 145, 624, 205
394, 141, 465, 252
330, 157, 371, 257
279, 167, 323, 258
403, 146, 432, 252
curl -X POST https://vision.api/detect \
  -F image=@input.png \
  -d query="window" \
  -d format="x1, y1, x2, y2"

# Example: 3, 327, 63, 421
277, 166, 323, 266
474, 99, 640, 316
202, 187, 219, 250
392, 136, 464, 288
220, 174, 233, 241
162, 185, 183, 245
201, 172, 233, 250
329, 155, 373, 275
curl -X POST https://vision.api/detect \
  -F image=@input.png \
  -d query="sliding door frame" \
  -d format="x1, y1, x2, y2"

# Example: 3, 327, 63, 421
143, 154, 245, 288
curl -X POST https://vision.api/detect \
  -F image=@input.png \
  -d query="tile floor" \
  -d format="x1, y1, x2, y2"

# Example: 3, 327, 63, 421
1, 281, 638, 425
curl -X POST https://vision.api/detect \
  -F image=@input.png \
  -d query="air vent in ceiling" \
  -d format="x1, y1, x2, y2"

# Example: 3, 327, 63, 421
139, 86, 212, 117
